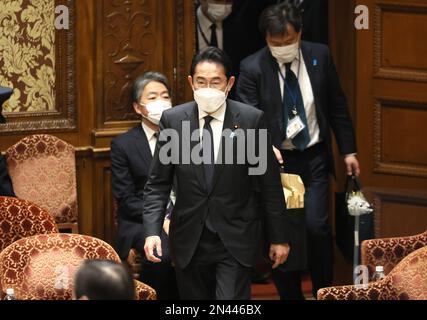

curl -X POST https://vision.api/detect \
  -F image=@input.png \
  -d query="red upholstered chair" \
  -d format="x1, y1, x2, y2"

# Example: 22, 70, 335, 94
361, 230, 427, 276
0, 233, 155, 300
0, 196, 58, 252
5, 134, 78, 233
317, 246, 427, 300
134, 279, 156, 300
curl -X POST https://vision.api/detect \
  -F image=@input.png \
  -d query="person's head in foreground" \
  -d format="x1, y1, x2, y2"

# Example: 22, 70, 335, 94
73, 260, 135, 300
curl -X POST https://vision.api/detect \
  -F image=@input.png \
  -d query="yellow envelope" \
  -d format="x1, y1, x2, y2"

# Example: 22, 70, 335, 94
281, 173, 305, 209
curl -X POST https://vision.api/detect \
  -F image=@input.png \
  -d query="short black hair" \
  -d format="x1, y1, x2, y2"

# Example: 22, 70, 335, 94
74, 260, 135, 300
132, 71, 171, 103
190, 46, 233, 79
259, 1, 302, 37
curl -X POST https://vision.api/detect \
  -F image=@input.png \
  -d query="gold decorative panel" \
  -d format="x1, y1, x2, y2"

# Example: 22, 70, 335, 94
0, 0, 76, 133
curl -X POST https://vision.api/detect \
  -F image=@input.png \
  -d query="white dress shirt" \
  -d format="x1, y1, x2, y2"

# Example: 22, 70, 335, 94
198, 101, 226, 163
141, 121, 176, 205
278, 50, 321, 150
197, 7, 224, 51
141, 121, 158, 156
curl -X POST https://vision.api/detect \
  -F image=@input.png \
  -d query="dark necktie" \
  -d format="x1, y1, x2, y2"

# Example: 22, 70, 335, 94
210, 23, 218, 47
202, 116, 216, 233
283, 63, 310, 150
202, 116, 215, 192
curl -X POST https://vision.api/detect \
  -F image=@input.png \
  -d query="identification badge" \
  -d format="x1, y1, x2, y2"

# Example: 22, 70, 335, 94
286, 116, 305, 139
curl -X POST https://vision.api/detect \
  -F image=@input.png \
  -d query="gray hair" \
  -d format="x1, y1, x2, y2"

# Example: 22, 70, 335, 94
131, 71, 172, 103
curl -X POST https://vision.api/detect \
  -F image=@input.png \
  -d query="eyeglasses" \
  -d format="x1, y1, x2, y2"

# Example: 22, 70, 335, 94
194, 79, 227, 90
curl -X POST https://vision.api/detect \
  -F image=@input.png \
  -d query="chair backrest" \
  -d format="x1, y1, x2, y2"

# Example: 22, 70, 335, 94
317, 246, 427, 300
0, 196, 58, 252
5, 134, 78, 225
0, 233, 120, 300
361, 230, 427, 275
134, 279, 156, 300
389, 245, 427, 300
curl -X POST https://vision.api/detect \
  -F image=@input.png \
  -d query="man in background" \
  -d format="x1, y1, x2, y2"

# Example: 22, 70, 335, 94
73, 260, 135, 300
111, 72, 179, 300
236, 2, 359, 299
196, 0, 275, 96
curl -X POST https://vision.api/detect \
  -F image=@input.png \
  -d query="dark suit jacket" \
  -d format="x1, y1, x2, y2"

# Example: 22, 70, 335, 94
196, 0, 275, 77
142, 100, 289, 269
236, 42, 357, 173
300, 0, 329, 45
0, 155, 15, 197
111, 126, 153, 260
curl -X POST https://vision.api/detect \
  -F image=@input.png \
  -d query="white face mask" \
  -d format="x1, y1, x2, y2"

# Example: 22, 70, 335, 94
194, 87, 227, 114
141, 100, 171, 125
207, 2, 232, 22
269, 42, 299, 64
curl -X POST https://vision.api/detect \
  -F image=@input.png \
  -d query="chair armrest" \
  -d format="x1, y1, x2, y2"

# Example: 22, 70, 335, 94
361, 232, 427, 275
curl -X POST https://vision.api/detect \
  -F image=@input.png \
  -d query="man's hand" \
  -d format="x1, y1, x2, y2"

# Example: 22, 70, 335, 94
144, 236, 162, 263
269, 243, 290, 269
273, 146, 284, 165
344, 155, 360, 176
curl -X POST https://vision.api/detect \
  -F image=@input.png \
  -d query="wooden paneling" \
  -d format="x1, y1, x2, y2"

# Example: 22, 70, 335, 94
355, 0, 427, 244
374, 2, 427, 81
0, 0, 196, 245
330, 0, 427, 285
365, 188, 427, 238
374, 99, 427, 177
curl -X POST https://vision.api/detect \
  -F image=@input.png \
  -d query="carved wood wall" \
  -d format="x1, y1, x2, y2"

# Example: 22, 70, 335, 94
0, 0, 195, 245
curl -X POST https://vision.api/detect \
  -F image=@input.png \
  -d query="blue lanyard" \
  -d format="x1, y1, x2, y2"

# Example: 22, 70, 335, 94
278, 68, 299, 116
278, 52, 301, 117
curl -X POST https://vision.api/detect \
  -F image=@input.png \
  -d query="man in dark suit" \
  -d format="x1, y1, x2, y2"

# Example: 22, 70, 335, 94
236, 2, 360, 299
110, 72, 179, 300
143, 47, 291, 300
196, 0, 276, 97
280, 0, 329, 44
0, 87, 16, 197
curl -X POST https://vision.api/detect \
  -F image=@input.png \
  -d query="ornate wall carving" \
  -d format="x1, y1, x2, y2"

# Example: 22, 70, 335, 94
97, 0, 158, 124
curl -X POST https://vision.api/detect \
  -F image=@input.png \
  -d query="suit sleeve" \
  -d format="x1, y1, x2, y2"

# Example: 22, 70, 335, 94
142, 113, 175, 238
110, 139, 144, 223
0, 155, 16, 197
255, 112, 290, 244
326, 48, 357, 155
235, 61, 262, 110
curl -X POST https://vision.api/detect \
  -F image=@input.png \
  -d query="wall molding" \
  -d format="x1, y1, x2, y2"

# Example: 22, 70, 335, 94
373, 1, 427, 82
373, 97, 427, 177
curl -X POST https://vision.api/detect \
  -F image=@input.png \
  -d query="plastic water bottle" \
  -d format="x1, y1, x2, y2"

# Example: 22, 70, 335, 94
4, 288, 16, 300
371, 266, 386, 281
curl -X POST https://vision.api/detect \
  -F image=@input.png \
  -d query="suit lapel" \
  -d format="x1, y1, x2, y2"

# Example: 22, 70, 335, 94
185, 103, 206, 192
301, 42, 322, 123
209, 100, 240, 194
263, 49, 285, 137
133, 125, 152, 168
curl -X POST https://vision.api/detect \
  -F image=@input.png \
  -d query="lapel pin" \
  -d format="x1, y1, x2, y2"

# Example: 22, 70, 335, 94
230, 124, 240, 138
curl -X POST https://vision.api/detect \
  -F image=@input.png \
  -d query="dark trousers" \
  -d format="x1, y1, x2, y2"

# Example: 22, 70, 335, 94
136, 229, 180, 300
273, 143, 333, 299
174, 227, 252, 300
